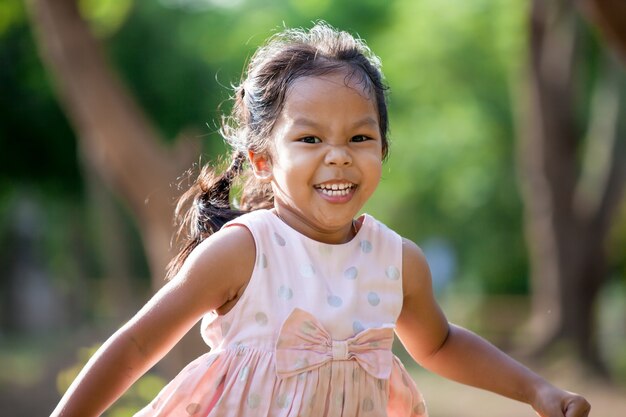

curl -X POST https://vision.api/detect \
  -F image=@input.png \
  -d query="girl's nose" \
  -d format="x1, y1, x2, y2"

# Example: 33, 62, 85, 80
324, 146, 352, 166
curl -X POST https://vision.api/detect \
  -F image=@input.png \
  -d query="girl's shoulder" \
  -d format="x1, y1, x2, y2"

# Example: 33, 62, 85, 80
222, 209, 273, 235
400, 236, 432, 299
174, 220, 257, 314
188, 217, 257, 266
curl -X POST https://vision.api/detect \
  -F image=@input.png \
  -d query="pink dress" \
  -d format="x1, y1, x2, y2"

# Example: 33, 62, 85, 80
136, 209, 427, 416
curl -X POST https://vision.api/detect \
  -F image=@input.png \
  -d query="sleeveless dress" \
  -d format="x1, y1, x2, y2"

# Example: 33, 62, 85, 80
135, 209, 427, 417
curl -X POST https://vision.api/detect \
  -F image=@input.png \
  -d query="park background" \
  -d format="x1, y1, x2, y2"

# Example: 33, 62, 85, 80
1, 0, 625, 415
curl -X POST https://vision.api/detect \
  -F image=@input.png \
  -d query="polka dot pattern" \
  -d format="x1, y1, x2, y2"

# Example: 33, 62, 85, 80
255, 312, 268, 326
344, 266, 358, 280
274, 233, 286, 246
299, 264, 315, 278
186, 403, 201, 414
238, 366, 249, 382
294, 357, 309, 369
300, 320, 317, 335
367, 292, 381, 306
413, 401, 426, 415
377, 378, 385, 391
327, 295, 343, 307
247, 393, 260, 409
163, 210, 426, 417
362, 397, 374, 412
276, 393, 291, 409
386, 266, 400, 280
353, 320, 365, 334
278, 285, 293, 300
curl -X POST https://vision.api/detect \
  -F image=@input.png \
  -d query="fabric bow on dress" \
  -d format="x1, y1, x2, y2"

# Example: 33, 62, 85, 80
275, 308, 395, 380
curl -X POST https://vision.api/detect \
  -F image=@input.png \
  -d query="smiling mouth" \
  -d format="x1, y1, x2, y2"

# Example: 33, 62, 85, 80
314, 182, 357, 197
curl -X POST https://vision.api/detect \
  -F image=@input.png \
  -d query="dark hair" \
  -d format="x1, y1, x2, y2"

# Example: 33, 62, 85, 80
166, 22, 389, 279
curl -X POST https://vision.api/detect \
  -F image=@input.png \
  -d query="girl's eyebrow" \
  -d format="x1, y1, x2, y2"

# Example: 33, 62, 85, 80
292, 116, 379, 129
351, 117, 379, 129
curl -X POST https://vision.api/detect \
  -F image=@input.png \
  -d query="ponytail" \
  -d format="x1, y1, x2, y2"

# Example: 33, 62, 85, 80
166, 151, 248, 280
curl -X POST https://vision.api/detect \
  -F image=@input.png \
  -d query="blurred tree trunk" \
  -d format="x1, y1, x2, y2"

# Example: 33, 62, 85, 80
582, 0, 626, 62
519, 0, 625, 373
25, 0, 204, 376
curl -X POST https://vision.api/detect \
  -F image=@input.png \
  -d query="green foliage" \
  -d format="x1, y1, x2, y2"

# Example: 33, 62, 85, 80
3, 0, 626, 410
0, 0, 24, 36
610, 203, 626, 284
0, 19, 81, 195
0, 0, 536, 297
0, 336, 47, 388
105, 374, 166, 416
367, 0, 529, 293
3, 0, 623, 304
56, 344, 99, 394
79, 0, 134, 38
103, 0, 393, 156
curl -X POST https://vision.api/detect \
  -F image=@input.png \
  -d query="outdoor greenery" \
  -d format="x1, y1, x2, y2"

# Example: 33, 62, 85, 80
1, 0, 540, 292
1, 0, 625, 415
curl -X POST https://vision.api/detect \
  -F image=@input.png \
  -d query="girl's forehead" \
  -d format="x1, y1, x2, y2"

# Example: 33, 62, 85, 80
285, 71, 374, 101
283, 72, 375, 108
270, 73, 379, 138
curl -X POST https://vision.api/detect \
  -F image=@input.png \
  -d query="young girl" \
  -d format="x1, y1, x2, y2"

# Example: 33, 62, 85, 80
52, 23, 591, 417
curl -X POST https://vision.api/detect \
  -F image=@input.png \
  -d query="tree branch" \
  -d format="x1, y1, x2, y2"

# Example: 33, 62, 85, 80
25, 0, 199, 280
25, 0, 197, 225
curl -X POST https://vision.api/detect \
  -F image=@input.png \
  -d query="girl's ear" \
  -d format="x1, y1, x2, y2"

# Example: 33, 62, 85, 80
248, 150, 273, 182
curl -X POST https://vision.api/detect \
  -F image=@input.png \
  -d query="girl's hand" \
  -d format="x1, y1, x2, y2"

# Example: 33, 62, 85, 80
532, 383, 591, 417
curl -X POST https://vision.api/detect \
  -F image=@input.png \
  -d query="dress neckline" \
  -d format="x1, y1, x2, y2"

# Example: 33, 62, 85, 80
263, 209, 370, 248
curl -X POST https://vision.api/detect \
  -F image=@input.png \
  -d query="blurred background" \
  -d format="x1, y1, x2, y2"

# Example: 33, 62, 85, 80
1, 0, 625, 415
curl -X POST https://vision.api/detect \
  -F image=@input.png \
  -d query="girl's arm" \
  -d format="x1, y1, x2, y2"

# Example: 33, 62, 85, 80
396, 238, 590, 417
51, 225, 256, 417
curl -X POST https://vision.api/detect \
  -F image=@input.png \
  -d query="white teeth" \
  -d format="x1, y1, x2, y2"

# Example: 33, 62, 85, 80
315, 183, 354, 197
320, 188, 351, 197
317, 183, 352, 191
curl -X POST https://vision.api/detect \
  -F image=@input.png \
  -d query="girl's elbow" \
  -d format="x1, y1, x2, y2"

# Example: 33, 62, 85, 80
417, 322, 453, 365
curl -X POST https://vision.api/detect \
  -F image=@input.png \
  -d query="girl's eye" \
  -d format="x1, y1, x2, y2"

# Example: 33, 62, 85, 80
299, 136, 321, 144
351, 135, 372, 143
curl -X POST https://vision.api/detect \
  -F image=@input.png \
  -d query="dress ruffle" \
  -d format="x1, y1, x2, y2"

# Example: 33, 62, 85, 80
135, 346, 426, 416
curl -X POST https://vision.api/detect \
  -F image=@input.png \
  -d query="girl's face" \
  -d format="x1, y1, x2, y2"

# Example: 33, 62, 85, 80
251, 70, 383, 244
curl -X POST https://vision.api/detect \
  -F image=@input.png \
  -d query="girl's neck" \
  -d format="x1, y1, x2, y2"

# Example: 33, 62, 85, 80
271, 208, 360, 244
